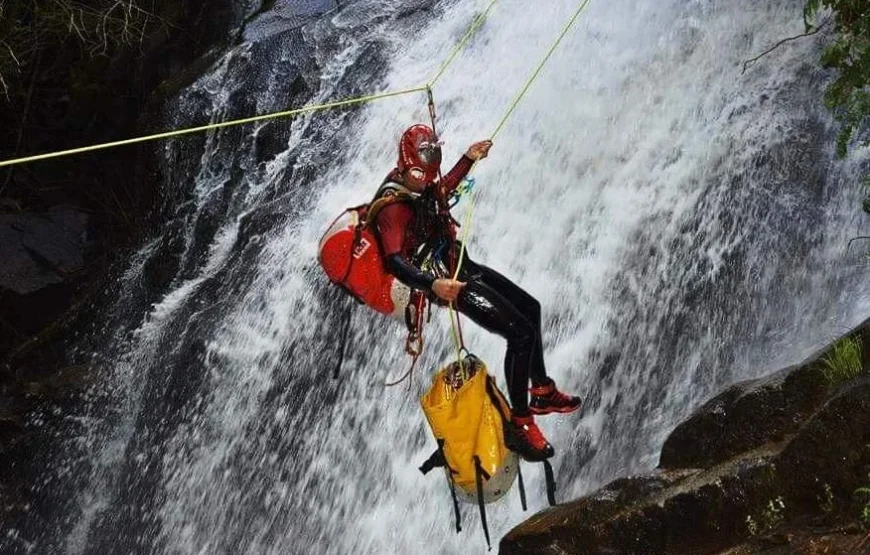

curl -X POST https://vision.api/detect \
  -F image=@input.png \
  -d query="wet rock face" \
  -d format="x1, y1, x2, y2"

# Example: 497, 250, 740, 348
777, 377, 870, 509
501, 319, 870, 555
659, 361, 829, 470
0, 207, 89, 368
0, 1, 244, 546
242, 0, 339, 40
500, 455, 783, 555
0, 0, 245, 370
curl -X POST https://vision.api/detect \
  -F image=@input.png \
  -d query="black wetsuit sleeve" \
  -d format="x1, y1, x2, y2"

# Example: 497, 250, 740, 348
385, 254, 436, 291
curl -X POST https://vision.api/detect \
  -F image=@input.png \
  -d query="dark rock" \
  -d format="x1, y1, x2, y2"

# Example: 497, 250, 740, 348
242, 0, 338, 41
503, 402, 865, 555
721, 524, 870, 554
20, 364, 93, 399
142, 233, 187, 293
659, 329, 854, 471
659, 369, 796, 470
0, 207, 88, 295
501, 452, 783, 555
0, 392, 25, 443
502, 319, 870, 554
777, 377, 870, 511
0, 205, 90, 365
0, 0, 239, 358
780, 362, 830, 419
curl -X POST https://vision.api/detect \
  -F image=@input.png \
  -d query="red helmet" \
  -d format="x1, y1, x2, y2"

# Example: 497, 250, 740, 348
397, 124, 442, 186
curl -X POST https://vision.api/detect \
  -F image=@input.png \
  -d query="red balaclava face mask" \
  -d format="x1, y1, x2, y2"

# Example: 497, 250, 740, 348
397, 124, 442, 189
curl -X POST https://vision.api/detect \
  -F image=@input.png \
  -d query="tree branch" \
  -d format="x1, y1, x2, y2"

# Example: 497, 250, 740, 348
742, 19, 830, 74
847, 236, 870, 250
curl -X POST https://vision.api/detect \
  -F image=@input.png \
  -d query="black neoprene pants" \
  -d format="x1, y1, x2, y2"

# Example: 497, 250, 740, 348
455, 257, 548, 415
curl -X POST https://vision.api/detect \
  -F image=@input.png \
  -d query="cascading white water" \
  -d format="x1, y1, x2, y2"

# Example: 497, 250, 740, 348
29, 0, 870, 553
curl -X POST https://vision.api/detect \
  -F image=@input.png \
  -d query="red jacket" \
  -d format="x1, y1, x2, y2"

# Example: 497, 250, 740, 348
377, 155, 474, 258
375, 155, 474, 290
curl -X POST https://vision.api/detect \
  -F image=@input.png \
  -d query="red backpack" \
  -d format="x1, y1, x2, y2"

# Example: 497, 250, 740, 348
317, 187, 414, 320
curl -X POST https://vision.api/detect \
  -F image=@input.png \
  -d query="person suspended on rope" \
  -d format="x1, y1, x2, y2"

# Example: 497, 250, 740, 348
372, 124, 582, 462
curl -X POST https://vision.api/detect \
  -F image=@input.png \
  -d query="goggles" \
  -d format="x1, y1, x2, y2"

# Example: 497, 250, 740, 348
417, 140, 443, 167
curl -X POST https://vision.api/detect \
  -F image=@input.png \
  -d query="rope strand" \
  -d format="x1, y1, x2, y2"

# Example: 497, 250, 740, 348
490, 0, 592, 140
0, 0, 506, 168
428, 0, 501, 88
445, 0, 592, 357
0, 86, 429, 167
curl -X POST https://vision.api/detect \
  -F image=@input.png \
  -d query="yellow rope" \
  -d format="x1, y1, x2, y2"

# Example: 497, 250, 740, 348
0, 86, 428, 167
451, 160, 479, 283
447, 0, 593, 355
0, 0, 505, 168
490, 0, 592, 140
428, 0, 501, 88
448, 176, 477, 365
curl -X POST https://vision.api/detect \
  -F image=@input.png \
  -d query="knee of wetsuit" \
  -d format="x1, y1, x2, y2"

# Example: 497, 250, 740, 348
527, 296, 541, 322
507, 315, 536, 350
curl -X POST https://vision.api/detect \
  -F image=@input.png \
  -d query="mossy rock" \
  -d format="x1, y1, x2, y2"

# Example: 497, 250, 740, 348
659, 370, 795, 470
659, 321, 868, 471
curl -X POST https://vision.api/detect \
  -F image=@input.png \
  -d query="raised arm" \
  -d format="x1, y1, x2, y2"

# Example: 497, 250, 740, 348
438, 140, 493, 198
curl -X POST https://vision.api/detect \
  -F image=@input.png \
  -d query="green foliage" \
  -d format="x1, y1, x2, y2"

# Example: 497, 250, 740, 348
745, 514, 760, 536
746, 496, 787, 536
804, 0, 870, 156
857, 477, 870, 530
819, 482, 835, 513
820, 335, 865, 385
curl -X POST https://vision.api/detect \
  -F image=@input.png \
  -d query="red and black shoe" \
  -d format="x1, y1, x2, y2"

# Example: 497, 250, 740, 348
529, 378, 583, 415
506, 414, 554, 462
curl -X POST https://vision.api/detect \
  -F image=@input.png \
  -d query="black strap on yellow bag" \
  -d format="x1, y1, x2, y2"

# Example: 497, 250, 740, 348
419, 354, 558, 550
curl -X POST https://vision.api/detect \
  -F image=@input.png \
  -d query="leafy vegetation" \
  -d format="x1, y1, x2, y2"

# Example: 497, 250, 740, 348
820, 335, 865, 385
804, 0, 870, 157
819, 482, 835, 513
858, 481, 870, 530
746, 496, 787, 536
804, 1, 870, 218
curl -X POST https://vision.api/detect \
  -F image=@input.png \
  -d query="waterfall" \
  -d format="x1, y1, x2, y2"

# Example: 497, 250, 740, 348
24, 0, 870, 553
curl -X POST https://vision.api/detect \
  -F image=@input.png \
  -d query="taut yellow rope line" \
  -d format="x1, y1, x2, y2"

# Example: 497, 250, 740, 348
0, 87, 428, 167
0, 0, 505, 168
448, 0, 593, 358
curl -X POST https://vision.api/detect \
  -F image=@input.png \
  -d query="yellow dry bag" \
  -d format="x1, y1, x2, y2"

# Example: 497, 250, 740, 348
419, 354, 556, 549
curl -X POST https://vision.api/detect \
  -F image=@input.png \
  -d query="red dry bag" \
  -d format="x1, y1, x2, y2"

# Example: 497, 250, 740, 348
318, 198, 411, 320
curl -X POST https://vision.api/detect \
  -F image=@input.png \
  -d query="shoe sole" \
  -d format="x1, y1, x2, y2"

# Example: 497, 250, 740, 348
529, 404, 583, 416
506, 440, 555, 461
517, 449, 555, 462
504, 429, 555, 461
